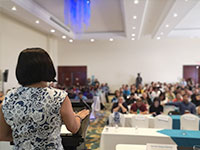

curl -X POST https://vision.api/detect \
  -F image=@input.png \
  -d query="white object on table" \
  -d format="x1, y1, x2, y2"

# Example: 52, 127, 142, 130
109, 113, 125, 127
131, 114, 149, 128
154, 115, 172, 129
116, 144, 146, 150
124, 114, 155, 128
61, 125, 71, 134
180, 114, 200, 131
0, 142, 13, 150
100, 127, 176, 150
146, 143, 177, 150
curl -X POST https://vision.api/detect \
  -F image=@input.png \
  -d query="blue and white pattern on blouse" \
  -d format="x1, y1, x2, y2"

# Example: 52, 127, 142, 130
2, 87, 67, 150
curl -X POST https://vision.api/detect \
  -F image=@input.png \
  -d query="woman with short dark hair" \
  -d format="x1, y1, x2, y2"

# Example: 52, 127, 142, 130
0, 48, 89, 150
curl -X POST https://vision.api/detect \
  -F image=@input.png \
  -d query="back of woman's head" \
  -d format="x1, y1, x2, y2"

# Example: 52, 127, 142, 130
16, 48, 56, 86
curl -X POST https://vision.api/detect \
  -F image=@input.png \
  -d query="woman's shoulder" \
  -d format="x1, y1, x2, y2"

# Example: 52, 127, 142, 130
45, 87, 68, 99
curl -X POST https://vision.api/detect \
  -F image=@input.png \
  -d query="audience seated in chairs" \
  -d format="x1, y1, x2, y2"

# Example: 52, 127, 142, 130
130, 98, 148, 114
75, 92, 88, 101
111, 90, 121, 103
165, 94, 196, 115
111, 96, 128, 114
149, 97, 163, 117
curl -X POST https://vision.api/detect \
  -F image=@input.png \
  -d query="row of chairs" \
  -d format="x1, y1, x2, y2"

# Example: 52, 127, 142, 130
109, 113, 200, 130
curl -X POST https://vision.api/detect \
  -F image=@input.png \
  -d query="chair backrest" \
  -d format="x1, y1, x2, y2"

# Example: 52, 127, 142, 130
131, 115, 149, 128
109, 113, 125, 127
154, 115, 172, 129
180, 114, 199, 131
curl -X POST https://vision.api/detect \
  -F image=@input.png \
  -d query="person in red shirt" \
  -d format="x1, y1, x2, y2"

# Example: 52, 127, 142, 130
173, 93, 183, 102
130, 98, 148, 114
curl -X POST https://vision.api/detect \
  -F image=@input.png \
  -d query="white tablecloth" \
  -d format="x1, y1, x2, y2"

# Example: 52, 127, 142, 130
116, 144, 146, 150
100, 127, 176, 150
124, 114, 155, 128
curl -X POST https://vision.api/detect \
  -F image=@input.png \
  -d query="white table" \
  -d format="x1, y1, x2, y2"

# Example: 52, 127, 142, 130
124, 114, 155, 128
100, 127, 176, 150
116, 144, 146, 150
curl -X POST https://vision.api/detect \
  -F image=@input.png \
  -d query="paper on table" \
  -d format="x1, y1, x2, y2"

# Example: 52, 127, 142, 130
135, 115, 146, 120
158, 116, 169, 122
147, 143, 177, 150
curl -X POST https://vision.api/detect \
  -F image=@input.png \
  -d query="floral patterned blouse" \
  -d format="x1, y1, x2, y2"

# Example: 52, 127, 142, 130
2, 87, 67, 150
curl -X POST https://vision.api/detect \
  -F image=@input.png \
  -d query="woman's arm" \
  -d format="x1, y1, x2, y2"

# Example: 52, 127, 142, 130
0, 104, 13, 141
60, 96, 89, 134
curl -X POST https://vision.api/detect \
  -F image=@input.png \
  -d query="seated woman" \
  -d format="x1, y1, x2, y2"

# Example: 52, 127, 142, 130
130, 98, 148, 114
149, 97, 163, 116
111, 96, 128, 114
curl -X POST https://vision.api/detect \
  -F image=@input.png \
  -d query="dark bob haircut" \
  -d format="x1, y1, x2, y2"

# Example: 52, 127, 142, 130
16, 48, 56, 86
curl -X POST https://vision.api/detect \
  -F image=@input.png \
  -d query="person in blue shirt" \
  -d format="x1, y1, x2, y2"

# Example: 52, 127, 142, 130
166, 94, 196, 115
75, 92, 88, 101
123, 86, 131, 99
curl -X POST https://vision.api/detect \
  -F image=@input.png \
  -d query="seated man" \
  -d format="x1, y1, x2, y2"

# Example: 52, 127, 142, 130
130, 98, 148, 114
166, 94, 196, 115
111, 96, 128, 114
75, 92, 88, 101
126, 93, 136, 105
191, 93, 200, 107
68, 89, 76, 99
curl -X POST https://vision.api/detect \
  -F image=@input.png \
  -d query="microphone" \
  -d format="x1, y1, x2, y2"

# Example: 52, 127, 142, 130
80, 98, 91, 110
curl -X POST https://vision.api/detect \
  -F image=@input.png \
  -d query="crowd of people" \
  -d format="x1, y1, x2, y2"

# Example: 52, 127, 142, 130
111, 79, 200, 117
57, 78, 110, 105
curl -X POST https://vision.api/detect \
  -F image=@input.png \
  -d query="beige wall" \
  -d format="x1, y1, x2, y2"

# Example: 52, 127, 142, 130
57, 38, 200, 91
1, 12, 200, 92
0, 13, 57, 92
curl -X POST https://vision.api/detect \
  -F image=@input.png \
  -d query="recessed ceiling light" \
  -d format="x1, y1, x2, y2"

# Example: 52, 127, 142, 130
35, 20, 40, 24
160, 32, 164, 35
157, 37, 161, 40
131, 33, 136, 37
109, 38, 114, 42
133, 16, 137, 19
165, 24, 169, 28
11, 6, 17, 11
69, 39, 73, 43
185, 0, 188, 2
87, 0, 90, 4
134, 0, 139, 4
62, 35, 66, 39
90, 39, 95, 42
131, 38, 135, 41
50, 29, 55, 33
132, 26, 136, 30
173, 13, 178, 17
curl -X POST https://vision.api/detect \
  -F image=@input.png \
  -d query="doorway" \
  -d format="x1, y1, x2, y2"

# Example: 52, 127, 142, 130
58, 66, 87, 87
183, 65, 200, 84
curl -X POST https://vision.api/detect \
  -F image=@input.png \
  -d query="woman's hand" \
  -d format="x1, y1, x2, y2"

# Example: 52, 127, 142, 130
76, 109, 90, 120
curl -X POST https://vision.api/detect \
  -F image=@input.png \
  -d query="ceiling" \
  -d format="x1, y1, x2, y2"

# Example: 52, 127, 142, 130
0, 0, 200, 41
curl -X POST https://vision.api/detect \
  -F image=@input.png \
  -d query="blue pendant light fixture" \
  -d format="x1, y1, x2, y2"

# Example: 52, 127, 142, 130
64, 0, 91, 33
